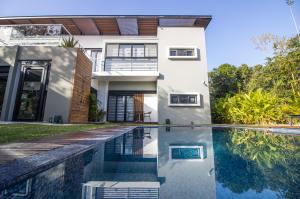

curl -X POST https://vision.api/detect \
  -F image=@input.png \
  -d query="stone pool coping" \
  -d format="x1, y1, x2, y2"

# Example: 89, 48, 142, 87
0, 126, 136, 191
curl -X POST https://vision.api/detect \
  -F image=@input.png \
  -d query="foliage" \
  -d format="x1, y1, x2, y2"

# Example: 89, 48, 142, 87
88, 93, 106, 122
59, 36, 79, 48
213, 129, 300, 198
224, 129, 300, 198
222, 89, 285, 124
210, 36, 300, 124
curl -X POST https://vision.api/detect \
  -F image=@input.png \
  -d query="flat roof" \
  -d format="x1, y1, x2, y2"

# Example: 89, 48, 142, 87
0, 15, 212, 36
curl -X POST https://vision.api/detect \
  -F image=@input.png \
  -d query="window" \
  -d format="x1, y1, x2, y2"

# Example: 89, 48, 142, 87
106, 44, 119, 57
169, 93, 202, 106
106, 44, 157, 58
168, 47, 198, 59
90, 49, 102, 72
132, 45, 144, 57
119, 45, 131, 57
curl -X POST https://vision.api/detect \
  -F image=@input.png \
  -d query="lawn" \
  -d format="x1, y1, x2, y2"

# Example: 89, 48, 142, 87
0, 123, 120, 144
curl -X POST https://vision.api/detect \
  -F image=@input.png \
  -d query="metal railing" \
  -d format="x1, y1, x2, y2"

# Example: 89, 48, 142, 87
0, 24, 72, 46
103, 57, 158, 72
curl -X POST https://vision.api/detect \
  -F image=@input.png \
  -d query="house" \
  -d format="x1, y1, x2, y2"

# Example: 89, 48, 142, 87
0, 15, 212, 124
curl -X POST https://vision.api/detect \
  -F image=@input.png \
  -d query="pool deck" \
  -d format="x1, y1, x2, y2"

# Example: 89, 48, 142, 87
0, 126, 136, 190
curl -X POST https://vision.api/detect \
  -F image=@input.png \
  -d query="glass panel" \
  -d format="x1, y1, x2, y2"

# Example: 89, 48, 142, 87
189, 96, 197, 104
17, 68, 43, 120
107, 96, 117, 121
90, 49, 102, 72
106, 44, 119, 57
0, 66, 9, 116
179, 95, 189, 104
171, 95, 179, 104
132, 45, 144, 57
145, 44, 157, 57
116, 96, 125, 121
119, 45, 131, 57
126, 96, 134, 121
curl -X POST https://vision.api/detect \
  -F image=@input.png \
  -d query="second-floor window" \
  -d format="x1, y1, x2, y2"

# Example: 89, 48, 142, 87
168, 47, 198, 59
106, 44, 157, 58
85, 49, 102, 72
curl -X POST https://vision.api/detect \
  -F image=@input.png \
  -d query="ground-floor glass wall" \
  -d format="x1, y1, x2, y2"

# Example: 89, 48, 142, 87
0, 66, 9, 117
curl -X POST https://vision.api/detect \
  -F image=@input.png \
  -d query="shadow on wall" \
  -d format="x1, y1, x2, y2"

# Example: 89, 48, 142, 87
158, 87, 211, 125
0, 46, 91, 123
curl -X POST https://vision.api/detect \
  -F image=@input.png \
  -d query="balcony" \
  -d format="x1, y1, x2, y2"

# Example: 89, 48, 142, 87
93, 57, 159, 81
0, 24, 71, 46
104, 57, 157, 71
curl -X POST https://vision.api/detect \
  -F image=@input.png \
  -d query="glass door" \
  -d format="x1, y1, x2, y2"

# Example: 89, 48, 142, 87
107, 94, 134, 122
0, 66, 9, 117
14, 61, 49, 121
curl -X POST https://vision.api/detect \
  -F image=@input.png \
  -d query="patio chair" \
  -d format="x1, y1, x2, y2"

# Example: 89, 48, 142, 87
144, 111, 152, 123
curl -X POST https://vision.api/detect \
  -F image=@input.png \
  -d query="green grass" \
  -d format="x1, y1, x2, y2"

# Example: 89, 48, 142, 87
0, 123, 120, 144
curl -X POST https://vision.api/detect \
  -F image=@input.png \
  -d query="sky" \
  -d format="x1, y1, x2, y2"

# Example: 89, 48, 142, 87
0, 0, 299, 71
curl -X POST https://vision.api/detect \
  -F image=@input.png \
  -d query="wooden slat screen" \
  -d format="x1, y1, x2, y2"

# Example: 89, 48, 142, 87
134, 93, 144, 121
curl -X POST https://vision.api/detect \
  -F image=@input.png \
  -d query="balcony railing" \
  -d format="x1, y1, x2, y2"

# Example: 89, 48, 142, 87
0, 24, 71, 46
102, 57, 158, 72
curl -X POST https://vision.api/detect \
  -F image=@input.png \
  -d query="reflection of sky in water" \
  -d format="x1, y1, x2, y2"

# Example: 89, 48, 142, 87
1, 127, 299, 199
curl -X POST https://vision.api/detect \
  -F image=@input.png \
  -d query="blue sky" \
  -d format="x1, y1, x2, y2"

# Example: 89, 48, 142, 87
1, 0, 299, 70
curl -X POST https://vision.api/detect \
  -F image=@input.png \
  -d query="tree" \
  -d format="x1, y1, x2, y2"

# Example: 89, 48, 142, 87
209, 64, 239, 99
286, 0, 300, 42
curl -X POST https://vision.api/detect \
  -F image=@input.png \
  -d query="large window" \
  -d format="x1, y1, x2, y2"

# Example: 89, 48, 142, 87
169, 93, 202, 107
106, 44, 157, 58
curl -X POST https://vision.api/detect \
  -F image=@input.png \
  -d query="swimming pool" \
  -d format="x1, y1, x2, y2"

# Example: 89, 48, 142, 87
1, 127, 299, 199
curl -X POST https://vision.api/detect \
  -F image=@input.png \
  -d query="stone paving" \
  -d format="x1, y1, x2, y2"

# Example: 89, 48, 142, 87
0, 126, 136, 190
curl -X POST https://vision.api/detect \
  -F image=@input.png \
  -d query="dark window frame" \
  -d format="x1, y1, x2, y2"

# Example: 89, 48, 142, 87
169, 94, 198, 105
169, 48, 195, 57
105, 43, 158, 59
13, 60, 51, 121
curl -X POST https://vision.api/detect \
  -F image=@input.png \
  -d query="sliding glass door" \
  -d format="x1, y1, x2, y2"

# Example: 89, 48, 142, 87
107, 95, 134, 122
14, 61, 50, 121
0, 66, 9, 117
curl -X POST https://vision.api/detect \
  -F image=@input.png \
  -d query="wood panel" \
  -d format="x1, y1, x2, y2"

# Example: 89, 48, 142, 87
194, 18, 211, 28
137, 18, 158, 35
30, 18, 55, 24
11, 19, 32, 24
134, 93, 144, 121
69, 49, 92, 123
93, 18, 120, 35
52, 18, 81, 35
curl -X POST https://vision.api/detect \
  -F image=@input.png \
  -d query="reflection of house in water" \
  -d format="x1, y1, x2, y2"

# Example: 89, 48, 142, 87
82, 128, 160, 198
157, 127, 216, 199
0, 146, 102, 199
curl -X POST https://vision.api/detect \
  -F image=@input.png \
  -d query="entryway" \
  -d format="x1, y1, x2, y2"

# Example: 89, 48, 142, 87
14, 61, 50, 121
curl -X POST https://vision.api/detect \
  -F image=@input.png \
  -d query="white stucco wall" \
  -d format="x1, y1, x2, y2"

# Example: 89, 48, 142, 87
157, 27, 211, 125
143, 94, 158, 122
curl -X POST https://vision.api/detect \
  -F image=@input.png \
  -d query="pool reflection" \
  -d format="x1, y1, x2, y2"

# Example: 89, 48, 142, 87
1, 127, 299, 199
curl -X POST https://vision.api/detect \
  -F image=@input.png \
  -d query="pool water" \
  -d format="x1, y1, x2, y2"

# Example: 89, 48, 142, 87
1, 127, 299, 199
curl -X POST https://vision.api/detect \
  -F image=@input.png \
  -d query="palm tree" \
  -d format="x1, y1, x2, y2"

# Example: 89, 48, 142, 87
286, 0, 300, 42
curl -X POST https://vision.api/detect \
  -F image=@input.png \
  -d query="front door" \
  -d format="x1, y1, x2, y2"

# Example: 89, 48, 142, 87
14, 61, 50, 121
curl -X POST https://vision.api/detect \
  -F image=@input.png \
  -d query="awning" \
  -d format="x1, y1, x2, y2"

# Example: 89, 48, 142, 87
0, 15, 212, 36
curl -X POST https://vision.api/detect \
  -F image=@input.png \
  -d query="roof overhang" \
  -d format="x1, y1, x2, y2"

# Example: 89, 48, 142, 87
0, 15, 212, 36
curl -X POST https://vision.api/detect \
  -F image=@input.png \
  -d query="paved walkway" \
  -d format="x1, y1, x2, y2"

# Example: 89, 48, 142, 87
0, 126, 135, 165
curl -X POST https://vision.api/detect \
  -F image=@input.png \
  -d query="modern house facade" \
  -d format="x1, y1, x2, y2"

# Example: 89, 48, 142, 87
0, 15, 212, 124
